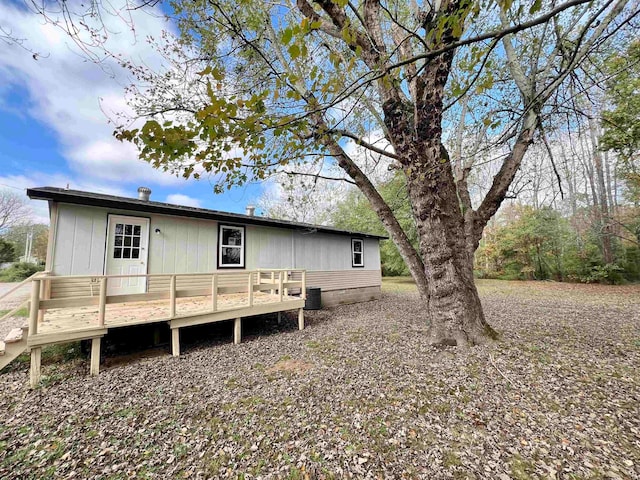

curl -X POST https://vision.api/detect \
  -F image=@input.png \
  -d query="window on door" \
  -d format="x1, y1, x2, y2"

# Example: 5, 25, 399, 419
114, 223, 142, 259
352, 238, 364, 267
219, 225, 245, 268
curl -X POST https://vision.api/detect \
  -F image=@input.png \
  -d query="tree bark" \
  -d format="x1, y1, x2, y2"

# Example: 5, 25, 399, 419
588, 115, 614, 264
404, 149, 494, 346
383, 46, 495, 347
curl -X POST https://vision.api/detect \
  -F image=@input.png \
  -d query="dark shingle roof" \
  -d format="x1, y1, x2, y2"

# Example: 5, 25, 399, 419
27, 186, 387, 240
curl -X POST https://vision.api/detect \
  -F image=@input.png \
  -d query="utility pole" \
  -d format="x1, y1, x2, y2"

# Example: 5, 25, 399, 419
23, 227, 33, 263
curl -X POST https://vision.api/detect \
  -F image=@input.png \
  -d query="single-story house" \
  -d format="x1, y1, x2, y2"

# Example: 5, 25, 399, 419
27, 186, 386, 307
0, 187, 386, 386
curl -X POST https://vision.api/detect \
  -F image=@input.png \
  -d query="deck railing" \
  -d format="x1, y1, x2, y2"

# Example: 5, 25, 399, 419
28, 269, 306, 335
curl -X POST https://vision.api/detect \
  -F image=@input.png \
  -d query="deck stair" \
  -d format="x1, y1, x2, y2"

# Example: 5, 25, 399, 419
0, 324, 29, 371
0, 272, 41, 372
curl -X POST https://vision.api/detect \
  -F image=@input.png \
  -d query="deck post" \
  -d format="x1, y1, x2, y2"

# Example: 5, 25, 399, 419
301, 270, 307, 300
298, 308, 305, 330
171, 328, 180, 357
284, 271, 289, 297
278, 272, 283, 302
211, 274, 218, 312
30, 347, 41, 388
98, 277, 107, 327
28, 278, 40, 336
234, 317, 241, 345
37, 274, 49, 323
90, 337, 101, 376
270, 271, 275, 295
247, 272, 254, 307
170, 275, 176, 318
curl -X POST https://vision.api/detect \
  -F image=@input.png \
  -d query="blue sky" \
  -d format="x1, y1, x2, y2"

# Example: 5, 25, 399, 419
0, 1, 268, 224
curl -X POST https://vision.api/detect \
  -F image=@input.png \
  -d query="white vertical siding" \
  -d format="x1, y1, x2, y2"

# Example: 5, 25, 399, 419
147, 216, 217, 274
52, 203, 381, 278
52, 204, 107, 276
245, 226, 293, 269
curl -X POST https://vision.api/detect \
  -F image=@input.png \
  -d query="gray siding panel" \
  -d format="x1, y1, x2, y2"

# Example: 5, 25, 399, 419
53, 203, 219, 277
245, 226, 381, 272
53, 204, 107, 276
293, 233, 380, 271
291, 270, 381, 291
148, 216, 217, 274
245, 226, 293, 269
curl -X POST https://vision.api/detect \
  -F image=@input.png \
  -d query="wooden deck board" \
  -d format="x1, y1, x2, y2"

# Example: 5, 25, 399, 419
38, 292, 301, 335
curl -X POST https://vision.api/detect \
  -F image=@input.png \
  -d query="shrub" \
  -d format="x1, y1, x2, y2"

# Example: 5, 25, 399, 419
0, 262, 44, 282
579, 264, 624, 284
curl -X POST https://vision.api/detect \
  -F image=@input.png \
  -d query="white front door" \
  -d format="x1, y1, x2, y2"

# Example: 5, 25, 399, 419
105, 215, 150, 295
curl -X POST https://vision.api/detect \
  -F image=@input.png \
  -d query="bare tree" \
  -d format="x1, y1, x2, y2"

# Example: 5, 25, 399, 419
0, 190, 30, 232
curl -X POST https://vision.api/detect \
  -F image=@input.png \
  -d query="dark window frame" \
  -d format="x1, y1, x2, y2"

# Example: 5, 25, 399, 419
351, 238, 364, 268
217, 224, 246, 269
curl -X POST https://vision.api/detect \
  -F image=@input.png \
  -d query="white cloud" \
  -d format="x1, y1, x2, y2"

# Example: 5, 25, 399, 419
0, 172, 130, 225
0, 1, 185, 187
66, 140, 184, 185
165, 193, 202, 208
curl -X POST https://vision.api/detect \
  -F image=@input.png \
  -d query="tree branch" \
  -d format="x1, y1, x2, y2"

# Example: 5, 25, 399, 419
330, 129, 400, 160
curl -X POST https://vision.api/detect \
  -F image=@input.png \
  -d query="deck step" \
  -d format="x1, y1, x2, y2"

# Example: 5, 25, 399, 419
4, 328, 23, 344
28, 327, 108, 347
0, 337, 27, 371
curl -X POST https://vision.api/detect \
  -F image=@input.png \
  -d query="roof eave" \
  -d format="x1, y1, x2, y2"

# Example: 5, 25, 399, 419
26, 187, 388, 240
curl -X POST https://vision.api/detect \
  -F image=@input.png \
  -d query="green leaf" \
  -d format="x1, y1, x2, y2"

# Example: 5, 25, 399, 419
211, 67, 224, 81
288, 44, 300, 59
197, 66, 211, 76
529, 0, 542, 15
282, 28, 293, 45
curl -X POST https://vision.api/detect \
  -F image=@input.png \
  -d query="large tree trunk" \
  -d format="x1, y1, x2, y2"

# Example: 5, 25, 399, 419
405, 154, 493, 346
394, 123, 495, 346
378, 37, 498, 347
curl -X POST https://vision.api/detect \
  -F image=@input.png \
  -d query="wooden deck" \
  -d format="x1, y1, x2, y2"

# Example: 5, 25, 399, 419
39, 292, 301, 334
20, 269, 307, 387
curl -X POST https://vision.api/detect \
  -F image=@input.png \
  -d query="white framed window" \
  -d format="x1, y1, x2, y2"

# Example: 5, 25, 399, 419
219, 225, 245, 268
352, 238, 364, 267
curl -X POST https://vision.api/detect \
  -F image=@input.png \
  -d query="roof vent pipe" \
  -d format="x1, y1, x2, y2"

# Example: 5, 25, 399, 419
137, 186, 152, 201
245, 205, 255, 216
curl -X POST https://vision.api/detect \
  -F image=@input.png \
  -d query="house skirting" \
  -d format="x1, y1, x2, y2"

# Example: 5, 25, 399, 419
320, 286, 382, 307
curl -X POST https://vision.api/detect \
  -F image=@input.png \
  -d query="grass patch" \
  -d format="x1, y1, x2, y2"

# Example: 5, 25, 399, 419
381, 276, 418, 292
12, 342, 84, 367
0, 306, 29, 318
508, 454, 537, 480
443, 450, 462, 468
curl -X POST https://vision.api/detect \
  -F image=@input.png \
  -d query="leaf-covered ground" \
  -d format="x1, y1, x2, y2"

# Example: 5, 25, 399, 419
0, 280, 638, 479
